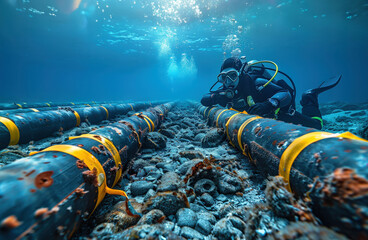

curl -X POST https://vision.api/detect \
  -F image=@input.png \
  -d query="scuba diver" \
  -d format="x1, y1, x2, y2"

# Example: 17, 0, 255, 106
201, 57, 341, 130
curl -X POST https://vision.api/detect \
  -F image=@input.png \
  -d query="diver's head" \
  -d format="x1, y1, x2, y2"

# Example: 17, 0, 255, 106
218, 57, 243, 88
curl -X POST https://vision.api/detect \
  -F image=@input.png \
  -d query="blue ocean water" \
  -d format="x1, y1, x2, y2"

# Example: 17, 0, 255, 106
0, 0, 367, 103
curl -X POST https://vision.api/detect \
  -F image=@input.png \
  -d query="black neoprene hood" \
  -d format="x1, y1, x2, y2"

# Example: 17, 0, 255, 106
220, 57, 242, 72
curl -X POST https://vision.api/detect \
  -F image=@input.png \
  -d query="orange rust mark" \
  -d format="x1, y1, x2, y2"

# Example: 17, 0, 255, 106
236, 192, 244, 196
82, 168, 98, 187
53, 155, 58, 158
35, 171, 54, 189
25, 170, 36, 177
157, 216, 166, 223
76, 160, 88, 169
34, 208, 48, 218
278, 140, 286, 148
331, 156, 339, 159
75, 188, 88, 198
99, 144, 105, 151
360, 146, 368, 150
272, 140, 277, 146
322, 168, 368, 204
1, 215, 21, 229
91, 146, 101, 154
344, 149, 352, 153
30, 189, 36, 193
77, 144, 84, 148
93, 135, 102, 141
17, 178, 24, 181
254, 126, 261, 134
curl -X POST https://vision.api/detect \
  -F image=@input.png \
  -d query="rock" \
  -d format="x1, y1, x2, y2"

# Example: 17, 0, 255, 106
197, 211, 217, 225
144, 191, 190, 216
180, 226, 205, 240
190, 203, 206, 212
101, 199, 143, 230
130, 181, 154, 196
200, 193, 215, 207
201, 128, 225, 148
115, 224, 184, 240
131, 159, 150, 174
157, 172, 181, 192
159, 129, 176, 139
217, 174, 242, 194
350, 111, 366, 117
216, 194, 228, 202
267, 222, 348, 240
212, 217, 245, 240
358, 120, 368, 140
194, 178, 217, 196
91, 223, 119, 238
194, 133, 205, 142
176, 208, 198, 228
179, 150, 204, 160
144, 132, 167, 149
336, 115, 350, 122
177, 159, 203, 175
144, 189, 156, 202
137, 209, 165, 225
195, 219, 213, 236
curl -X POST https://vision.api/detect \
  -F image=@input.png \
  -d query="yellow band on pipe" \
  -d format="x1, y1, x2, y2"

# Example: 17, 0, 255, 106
216, 109, 228, 128
69, 134, 122, 187
101, 106, 109, 120
40, 144, 130, 215
16, 104, 22, 109
279, 131, 368, 192
71, 102, 75, 105
46, 103, 51, 107
30, 108, 39, 112
129, 104, 134, 111
203, 107, 209, 118
225, 113, 242, 147
41, 145, 107, 213
0, 117, 20, 146
237, 116, 262, 154
141, 114, 155, 132
73, 111, 81, 127
206, 107, 216, 119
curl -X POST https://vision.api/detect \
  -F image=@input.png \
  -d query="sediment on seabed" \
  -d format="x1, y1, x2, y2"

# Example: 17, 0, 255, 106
0, 101, 367, 239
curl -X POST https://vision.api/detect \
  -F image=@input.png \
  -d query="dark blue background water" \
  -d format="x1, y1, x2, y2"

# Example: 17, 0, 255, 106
1, 0, 367, 103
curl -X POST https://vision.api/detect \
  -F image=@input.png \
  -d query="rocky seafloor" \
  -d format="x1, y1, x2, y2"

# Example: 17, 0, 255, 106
1, 101, 367, 239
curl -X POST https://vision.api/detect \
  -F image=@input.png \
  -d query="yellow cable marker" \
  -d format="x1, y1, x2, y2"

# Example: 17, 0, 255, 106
100, 106, 109, 120
206, 107, 216, 119
129, 104, 134, 111
16, 104, 22, 109
0, 117, 20, 146
203, 107, 209, 118
71, 102, 75, 105
279, 131, 368, 192
73, 111, 81, 127
237, 116, 262, 154
142, 114, 155, 132
30, 108, 39, 112
216, 109, 228, 128
69, 134, 122, 187
40, 144, 129, 215
225, 112, 242, 147
46, 103, 51, 107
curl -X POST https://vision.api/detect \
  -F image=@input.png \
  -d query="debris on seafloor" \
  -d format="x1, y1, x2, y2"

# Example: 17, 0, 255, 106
0, 102, 366, 239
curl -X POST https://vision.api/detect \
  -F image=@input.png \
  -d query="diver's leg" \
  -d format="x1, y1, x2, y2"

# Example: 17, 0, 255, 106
278, 111, 322, 130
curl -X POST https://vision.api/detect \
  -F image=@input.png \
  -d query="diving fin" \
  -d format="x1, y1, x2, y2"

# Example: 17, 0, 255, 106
310, 75, 342, 95
300, 75, 342, 107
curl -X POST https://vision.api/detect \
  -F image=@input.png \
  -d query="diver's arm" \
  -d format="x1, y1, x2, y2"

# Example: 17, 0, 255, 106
255, 78, 291, 108
201, 92, 228, 107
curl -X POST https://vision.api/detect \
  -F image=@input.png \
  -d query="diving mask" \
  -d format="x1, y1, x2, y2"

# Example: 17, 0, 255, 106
217, 68, 239, 88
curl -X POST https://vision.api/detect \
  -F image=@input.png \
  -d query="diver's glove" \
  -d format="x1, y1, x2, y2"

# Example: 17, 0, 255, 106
248, 99, 277, 116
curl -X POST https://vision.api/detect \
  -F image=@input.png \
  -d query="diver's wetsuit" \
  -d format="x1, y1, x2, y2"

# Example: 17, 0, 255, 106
201, 67, 324, 130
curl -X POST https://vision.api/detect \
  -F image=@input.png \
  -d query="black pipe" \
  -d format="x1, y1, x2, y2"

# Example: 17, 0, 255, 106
0, 102, 157, 151
198, 104, 368, 239
0, 103, 173, 239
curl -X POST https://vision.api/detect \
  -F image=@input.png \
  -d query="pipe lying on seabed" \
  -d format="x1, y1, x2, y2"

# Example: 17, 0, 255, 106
0, 103, 173, 239
0, 102, 159, 151
0, 101, 118, 111
197, 104, 368, 239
